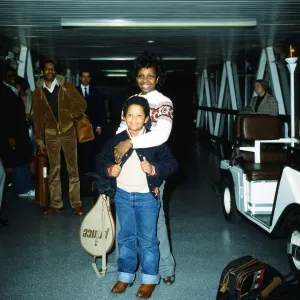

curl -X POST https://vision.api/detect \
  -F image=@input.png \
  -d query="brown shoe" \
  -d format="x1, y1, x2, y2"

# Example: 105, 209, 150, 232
136, 284, 156, 299
43, 207, 63, 215
73, 207, 84, 216
111, 281, 133, 294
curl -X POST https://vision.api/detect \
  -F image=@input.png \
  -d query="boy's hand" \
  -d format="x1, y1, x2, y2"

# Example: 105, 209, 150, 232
141, 157, 153, 175
108, 163, 122, 177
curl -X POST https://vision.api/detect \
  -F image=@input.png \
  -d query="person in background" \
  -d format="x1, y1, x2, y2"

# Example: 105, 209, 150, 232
76, 71, 105, 172
0, 65, 34, 198
32, 60, 87, 216
243, 79, 279, 116
16, 76, 36, 152
114, 51, 176, 285
96, 96, 178, 298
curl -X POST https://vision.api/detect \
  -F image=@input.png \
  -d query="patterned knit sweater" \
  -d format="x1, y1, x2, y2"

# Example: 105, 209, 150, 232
116, 90, 174, 148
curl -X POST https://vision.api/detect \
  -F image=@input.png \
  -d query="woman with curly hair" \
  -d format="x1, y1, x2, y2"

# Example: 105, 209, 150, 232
113, 51, 176, 292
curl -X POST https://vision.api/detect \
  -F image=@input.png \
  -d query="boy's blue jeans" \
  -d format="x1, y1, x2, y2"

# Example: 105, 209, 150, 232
115, 188, 160, 284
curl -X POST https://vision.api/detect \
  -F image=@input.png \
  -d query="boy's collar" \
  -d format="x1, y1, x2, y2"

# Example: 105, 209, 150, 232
126, 126, 146, 138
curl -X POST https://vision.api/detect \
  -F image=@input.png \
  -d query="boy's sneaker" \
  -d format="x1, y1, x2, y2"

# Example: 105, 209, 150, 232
18, 190, 35, 198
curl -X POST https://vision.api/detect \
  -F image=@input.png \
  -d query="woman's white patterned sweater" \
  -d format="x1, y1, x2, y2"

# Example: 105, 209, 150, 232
116, 90, 174, 149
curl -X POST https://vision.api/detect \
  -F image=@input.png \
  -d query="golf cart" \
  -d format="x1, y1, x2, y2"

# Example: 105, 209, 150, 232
220, 112, 300, 275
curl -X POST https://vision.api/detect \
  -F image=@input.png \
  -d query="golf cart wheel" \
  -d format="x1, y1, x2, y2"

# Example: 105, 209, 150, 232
287, 225, 300, 280
222, 177, 239, 224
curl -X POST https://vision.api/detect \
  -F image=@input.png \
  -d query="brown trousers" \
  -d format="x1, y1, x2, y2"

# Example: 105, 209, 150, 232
45, 126, 81, 209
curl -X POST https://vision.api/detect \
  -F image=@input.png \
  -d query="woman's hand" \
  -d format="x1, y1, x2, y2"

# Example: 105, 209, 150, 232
114, 139, 132, 163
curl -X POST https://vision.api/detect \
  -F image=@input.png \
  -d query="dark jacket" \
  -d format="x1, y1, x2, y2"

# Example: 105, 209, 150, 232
95, 130, 178, 199
76, 85, 105, 129
0, 83, 32, 167
32, 75, 87, 146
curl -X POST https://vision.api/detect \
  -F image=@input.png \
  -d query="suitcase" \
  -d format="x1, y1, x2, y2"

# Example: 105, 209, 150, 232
216, 256, 283, 300
34, 153, 49, 207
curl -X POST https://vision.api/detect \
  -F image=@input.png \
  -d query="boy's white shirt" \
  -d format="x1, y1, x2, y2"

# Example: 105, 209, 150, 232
117, 127, 150, 193
116, 90, 173, 148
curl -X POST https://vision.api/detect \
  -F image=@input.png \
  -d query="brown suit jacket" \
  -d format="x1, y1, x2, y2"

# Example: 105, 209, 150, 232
32, 75, 87, 145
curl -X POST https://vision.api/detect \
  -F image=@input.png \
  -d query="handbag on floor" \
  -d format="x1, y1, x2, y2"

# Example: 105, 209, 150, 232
216, 255, 299, 300
34, 152, 49, 207
80, 193, 115, 278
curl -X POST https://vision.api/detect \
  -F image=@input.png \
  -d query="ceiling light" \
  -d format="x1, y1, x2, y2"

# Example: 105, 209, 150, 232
61, 18, 257, 28
13, 36, 43, 39
105, 73, 128, 77
91, 57, 134, 61
147, 40, 155, 44
90, 57, 196, 61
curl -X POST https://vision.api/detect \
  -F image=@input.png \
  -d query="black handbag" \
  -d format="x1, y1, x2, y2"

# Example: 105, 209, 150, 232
216, 256, 297, 300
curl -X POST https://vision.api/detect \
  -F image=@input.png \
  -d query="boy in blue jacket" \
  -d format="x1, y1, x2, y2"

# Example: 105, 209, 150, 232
95, 96, 177, 298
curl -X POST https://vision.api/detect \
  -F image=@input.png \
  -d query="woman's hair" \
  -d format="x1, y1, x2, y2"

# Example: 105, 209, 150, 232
129, 51, 166, 89
123, 96, 150, 118
253, 79, 269, 92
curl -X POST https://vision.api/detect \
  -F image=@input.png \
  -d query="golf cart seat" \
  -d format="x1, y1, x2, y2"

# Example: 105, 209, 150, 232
235, 114, 285, 181
235, 114, 287, 163
242, 163, 282, 181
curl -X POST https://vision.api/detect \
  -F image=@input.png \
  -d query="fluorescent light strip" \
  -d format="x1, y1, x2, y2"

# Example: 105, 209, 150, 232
61, 18, 257, 28
90, 57, 196, 61
91, 57, 134, 61
105, 73, 128, 77
13, 36, 43, 39
59, 57, 196, 61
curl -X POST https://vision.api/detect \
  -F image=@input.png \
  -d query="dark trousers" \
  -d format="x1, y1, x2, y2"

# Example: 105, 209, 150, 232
13, 163, 34, 194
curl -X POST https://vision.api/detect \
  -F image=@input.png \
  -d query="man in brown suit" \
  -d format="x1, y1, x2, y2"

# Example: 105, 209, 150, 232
32, 60, 87, 215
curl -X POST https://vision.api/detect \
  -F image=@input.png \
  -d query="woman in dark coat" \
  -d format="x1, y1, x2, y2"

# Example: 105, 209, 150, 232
0, 65, 34, 197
